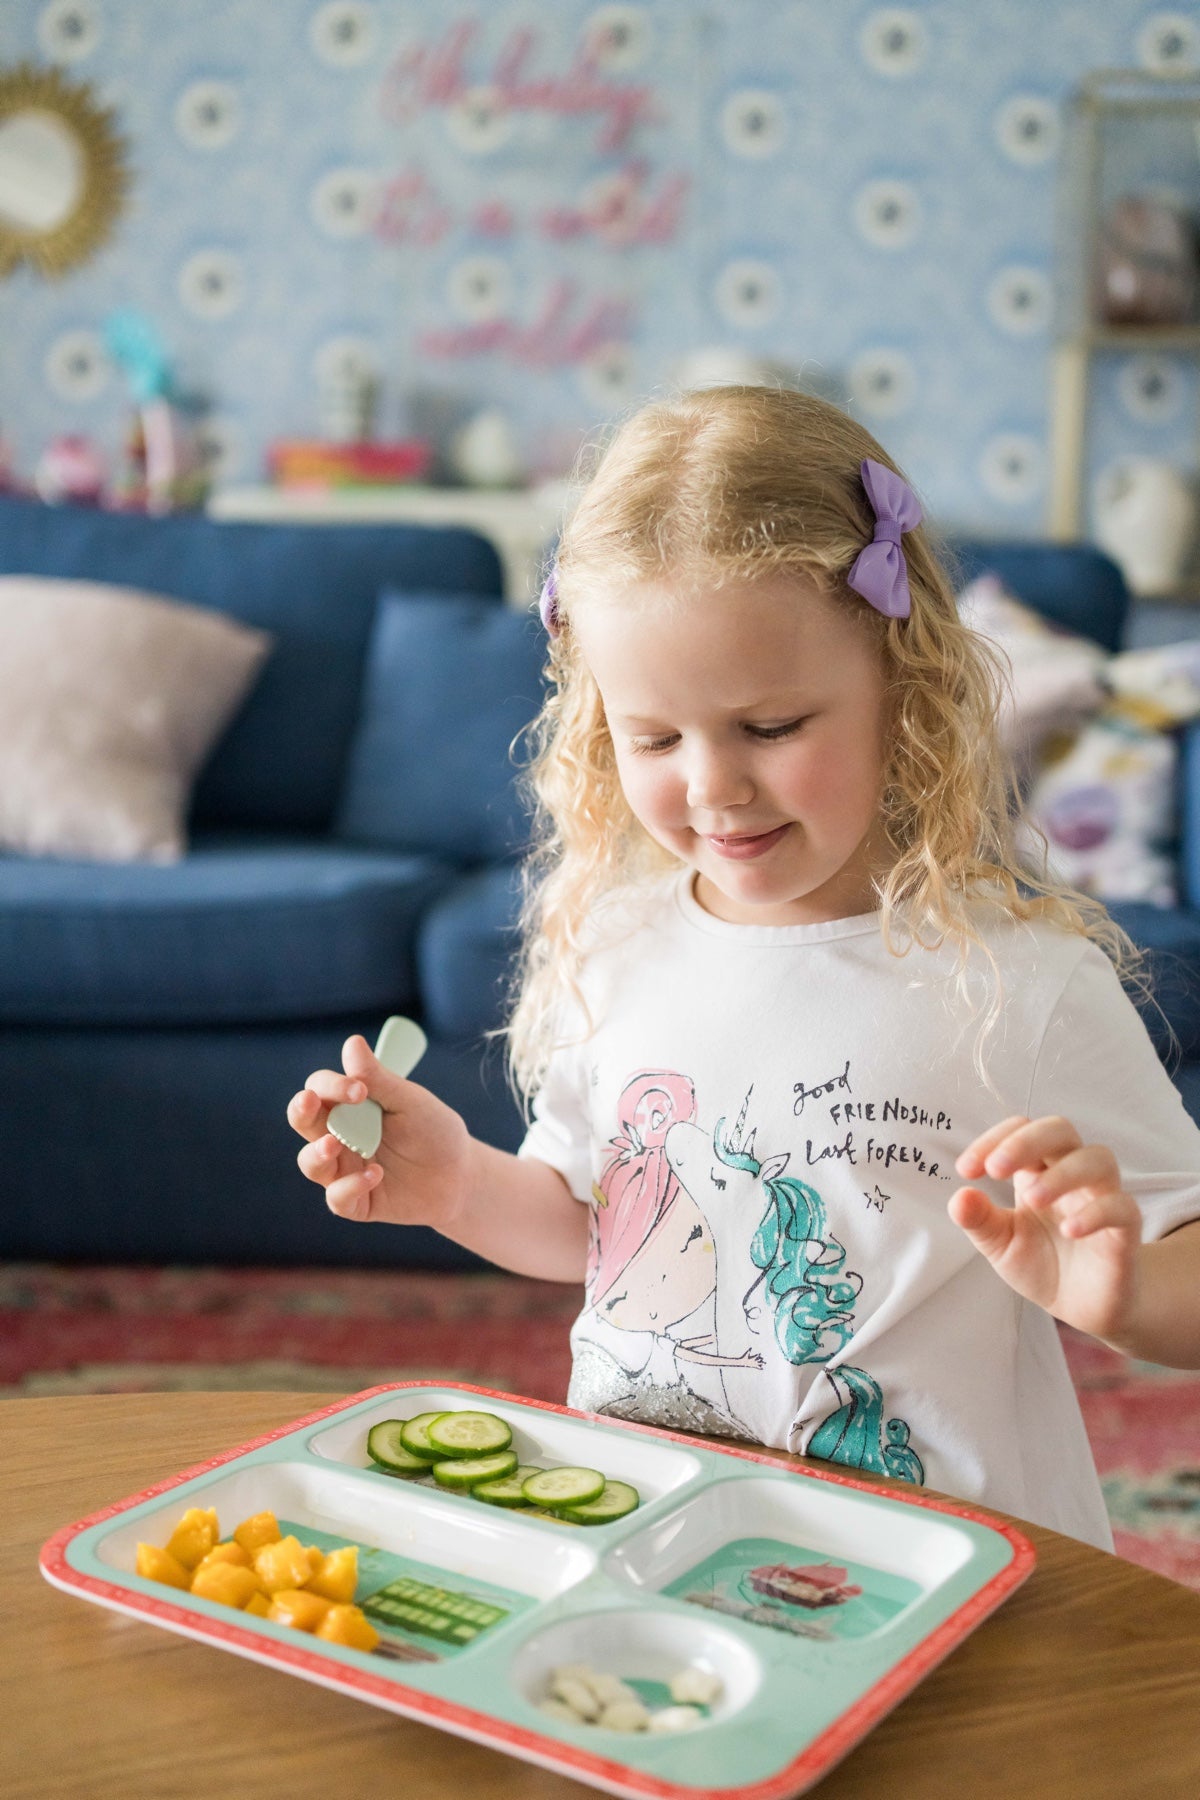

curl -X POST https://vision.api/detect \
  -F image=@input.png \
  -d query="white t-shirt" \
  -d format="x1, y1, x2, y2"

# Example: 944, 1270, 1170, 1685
519, 872, 1200, 1548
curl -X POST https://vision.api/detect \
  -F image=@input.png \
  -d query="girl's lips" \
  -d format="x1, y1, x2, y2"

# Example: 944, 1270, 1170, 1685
705, 824, 790, 860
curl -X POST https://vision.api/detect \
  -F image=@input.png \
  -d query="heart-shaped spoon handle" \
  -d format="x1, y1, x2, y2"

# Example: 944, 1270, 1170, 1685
326, 1015, 428, 1159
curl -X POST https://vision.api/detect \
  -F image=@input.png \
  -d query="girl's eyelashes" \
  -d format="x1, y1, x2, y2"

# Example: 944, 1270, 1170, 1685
628, 717, 809, 755
745, 716, 809, 741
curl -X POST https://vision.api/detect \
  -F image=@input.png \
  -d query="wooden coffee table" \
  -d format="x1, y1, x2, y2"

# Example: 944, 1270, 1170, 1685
8, 1391, 1200, 1799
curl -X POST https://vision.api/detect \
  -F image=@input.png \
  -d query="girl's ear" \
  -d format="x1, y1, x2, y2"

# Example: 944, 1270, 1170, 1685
760, 1152, 790, 1184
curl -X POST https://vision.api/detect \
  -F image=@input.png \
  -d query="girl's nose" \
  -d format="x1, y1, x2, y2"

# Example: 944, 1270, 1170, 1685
685, 744, 754, 811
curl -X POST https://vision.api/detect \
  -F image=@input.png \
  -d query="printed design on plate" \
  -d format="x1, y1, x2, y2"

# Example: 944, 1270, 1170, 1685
282, 1518, 530, 1661
665, 1534, 920, 1642
573, 1068, 925, 1483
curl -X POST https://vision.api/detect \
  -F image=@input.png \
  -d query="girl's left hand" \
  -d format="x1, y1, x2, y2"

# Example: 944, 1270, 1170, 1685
949, 1115, 1142, 1343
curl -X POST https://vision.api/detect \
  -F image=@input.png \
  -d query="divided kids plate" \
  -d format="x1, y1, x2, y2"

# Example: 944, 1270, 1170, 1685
40, 1382, 1035, 1799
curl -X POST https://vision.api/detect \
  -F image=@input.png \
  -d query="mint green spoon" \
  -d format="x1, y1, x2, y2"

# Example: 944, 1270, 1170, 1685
326, 1015, 427, 1160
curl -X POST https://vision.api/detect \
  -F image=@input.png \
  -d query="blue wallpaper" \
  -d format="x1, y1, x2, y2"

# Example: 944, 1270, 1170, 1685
1, 0, 1197, 534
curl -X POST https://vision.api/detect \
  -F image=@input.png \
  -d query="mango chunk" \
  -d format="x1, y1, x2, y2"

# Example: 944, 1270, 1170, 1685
306, 1545, 358, 1604
254, 1534, 317, 1595
233, 1510, 282, 1556
136, 1543, 191, 1590
267, 1588, 332, 1633
194, 1541, 252, 1573
165, 1506, 220, 1570
315, 1604, 380, 1652
138, 1506, 380, 1660
190, 1561, 262, 1609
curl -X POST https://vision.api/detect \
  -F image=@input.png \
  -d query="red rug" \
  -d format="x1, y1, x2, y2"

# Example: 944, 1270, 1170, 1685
3, 1265, 1197, 1593
0, 1264, 579, 1403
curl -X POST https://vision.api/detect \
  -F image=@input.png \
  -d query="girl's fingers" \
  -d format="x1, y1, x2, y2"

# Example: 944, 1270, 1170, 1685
341, 1035, 378, 1080
288, 1065, 370, 1142
981, 1115, 1081, 1180
957, 1115, 1086, 1183
286, 1088, 338, 1142
324, 1164, 383, 1222
302, 1068, 369, 1107
948, 1186, 1017, 1260
1053, 1185, 1140, 1240
1019, 1144, 1120, 1209
954, 1116, 1029, 1179
297, 1132, 351, 1183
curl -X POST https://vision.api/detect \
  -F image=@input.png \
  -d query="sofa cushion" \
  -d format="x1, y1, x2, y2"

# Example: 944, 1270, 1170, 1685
416, 861, 525, 1039
0, 832, 455, 1026
1106, 901, 1200, 1060
334, 593, 546, 861
0, 495, 504, 833
948, 539, 1129, 653
0, 575, 271, 864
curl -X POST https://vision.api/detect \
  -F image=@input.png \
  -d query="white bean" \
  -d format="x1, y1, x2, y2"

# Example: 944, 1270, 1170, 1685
669, 1665, 724, 1707
549, 1672, 601, 1720
589, 1671, 639, 1707
598, 1699, 651, 1733
540, 1698, 582, 1724
648, 1704, 705, 1734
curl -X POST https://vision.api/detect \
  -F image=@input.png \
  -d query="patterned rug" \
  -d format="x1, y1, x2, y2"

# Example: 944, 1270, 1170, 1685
3, 1265, 1197, 1593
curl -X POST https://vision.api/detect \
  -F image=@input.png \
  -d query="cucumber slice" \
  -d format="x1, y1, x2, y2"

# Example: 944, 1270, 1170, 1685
554, 1479, 641, 1525
398, 1410, 452, 1462
472, 1463, 543, 1507
521, 1465, 606, 1508
426, 1409, 513, 1459
366, 1419, 431, 1474
431, 1448, 519, 1490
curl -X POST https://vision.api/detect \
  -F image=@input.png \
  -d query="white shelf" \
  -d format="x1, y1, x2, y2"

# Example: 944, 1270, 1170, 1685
1049, 70, 1200, 543
207, 482, 572, 604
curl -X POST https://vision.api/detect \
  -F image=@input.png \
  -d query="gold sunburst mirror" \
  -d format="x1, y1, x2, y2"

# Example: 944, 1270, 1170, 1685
0, 62, 130, 278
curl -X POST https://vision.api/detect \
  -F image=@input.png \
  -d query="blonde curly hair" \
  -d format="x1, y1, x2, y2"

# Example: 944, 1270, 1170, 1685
506, 384, 1144, 1100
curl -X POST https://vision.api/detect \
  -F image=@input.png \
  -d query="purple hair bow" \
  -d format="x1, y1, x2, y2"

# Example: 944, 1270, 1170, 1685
847, 458, 922, 620
539, 566, 561, 636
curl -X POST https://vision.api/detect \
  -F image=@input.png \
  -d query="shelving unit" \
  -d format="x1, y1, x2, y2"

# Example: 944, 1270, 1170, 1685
208, 480, 569, 605
1048, 68, 1200, 597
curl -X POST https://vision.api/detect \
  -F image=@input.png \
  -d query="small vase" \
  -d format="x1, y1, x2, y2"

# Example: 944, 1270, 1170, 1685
1092, 457, 1197, 598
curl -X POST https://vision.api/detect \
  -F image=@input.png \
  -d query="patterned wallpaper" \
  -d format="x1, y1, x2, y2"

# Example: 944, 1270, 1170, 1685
1, 0, 1198, 536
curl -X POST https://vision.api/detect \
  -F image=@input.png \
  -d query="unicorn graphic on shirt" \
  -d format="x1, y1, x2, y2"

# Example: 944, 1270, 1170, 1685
664, 1086, 924, 1483
662, 1088, 861, 1432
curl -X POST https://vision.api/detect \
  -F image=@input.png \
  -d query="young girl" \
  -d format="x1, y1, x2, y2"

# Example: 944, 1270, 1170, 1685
288, 385, 1200, 1548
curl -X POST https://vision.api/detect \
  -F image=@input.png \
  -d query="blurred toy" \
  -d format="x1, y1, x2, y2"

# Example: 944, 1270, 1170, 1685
268, 439, 430, 489
319, 363, 379, 443
34, 433, 106, 504
104, 310, 205, 512
449, 407, 523, 487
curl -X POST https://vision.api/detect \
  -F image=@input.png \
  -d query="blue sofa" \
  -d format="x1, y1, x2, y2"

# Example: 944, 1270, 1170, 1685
0, 494, 538, 1268
2, 495, 1198, 1268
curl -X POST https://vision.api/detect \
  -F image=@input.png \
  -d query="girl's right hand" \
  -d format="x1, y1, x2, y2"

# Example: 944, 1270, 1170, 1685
286, 1034, 473, 1230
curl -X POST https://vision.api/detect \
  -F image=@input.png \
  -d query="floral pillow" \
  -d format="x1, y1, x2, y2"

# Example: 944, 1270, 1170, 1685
1021, 643, 1200, 911
1022, 714, 1178, 908
960, 573, 1200, 910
